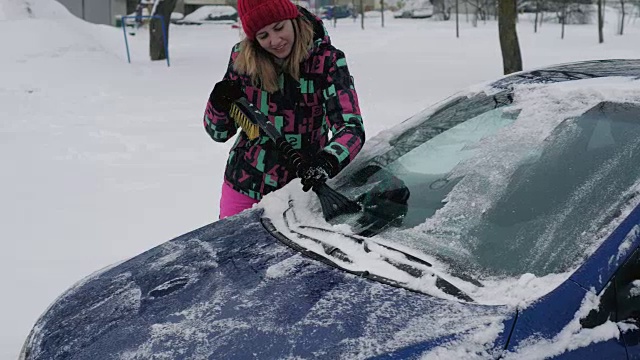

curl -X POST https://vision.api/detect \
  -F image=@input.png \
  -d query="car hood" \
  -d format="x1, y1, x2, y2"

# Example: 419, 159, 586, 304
24, 210, 511, 360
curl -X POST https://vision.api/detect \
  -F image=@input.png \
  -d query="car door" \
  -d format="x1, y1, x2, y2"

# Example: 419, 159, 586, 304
580, 246, 640, 359
614, 246, 640, 359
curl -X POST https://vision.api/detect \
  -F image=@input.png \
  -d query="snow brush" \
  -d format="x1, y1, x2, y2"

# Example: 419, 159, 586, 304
228, 98, 361, 221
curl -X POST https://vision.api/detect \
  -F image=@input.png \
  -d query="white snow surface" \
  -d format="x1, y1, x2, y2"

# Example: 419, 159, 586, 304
2, 0, 640, 358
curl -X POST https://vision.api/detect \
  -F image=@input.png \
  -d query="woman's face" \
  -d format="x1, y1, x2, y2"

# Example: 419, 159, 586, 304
255, 20, 295, 59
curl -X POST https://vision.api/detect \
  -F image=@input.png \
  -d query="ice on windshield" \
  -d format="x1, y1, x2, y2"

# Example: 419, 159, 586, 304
387, 108, 515, 177
340, 80, 640, 278
261, 78, 640, 305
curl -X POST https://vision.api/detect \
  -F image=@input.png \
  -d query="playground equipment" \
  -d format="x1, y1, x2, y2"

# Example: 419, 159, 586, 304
121, 15, 171, 67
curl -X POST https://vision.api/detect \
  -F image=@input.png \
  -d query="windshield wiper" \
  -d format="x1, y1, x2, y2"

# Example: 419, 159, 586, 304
298, 224, 476, 302
262, 203, 476, 302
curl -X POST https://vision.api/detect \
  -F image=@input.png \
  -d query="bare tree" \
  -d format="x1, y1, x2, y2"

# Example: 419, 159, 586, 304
433, 0, 453, 19
361, 0, 365, 29
598, 0, 604, 42
353, 0, 357, 23
534, 0, 540, 32
498, 0, 523, 74
467, 0, 485, 26
560, 0, 566, 38
619, 0, 626, 34
456, 0, 460, 37
149, 0, 178, 61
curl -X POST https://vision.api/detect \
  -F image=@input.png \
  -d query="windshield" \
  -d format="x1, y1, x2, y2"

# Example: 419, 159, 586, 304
333, 97, 640, 278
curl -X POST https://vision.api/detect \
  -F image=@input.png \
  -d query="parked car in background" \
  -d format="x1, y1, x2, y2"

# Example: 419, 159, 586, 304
411, 6, 433, 18
170, 12, 185, 24
320, 5, 353, 20
19, 60, 640, 359
393, 6, 434, 18
175, 5, 237, 25
393, 9, 413, 18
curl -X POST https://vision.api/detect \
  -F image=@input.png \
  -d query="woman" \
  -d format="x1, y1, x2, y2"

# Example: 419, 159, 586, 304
204, 0, 365, 219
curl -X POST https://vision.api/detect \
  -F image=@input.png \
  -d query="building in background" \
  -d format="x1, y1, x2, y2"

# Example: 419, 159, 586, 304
56, 0, 128, 25
55, 0, 385, 26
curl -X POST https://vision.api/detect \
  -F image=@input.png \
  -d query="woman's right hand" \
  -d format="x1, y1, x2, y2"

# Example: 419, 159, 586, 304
209, 80, 243, 112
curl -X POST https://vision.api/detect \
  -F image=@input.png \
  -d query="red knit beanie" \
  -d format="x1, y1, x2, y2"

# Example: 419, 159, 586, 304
237, 0, 299, 40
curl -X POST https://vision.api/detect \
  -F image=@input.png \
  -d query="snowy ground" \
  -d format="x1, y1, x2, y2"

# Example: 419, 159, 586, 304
1, 0, 639, 358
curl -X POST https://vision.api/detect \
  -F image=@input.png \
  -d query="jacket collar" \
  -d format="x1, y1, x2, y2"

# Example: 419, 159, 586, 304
297, 6, 332, 55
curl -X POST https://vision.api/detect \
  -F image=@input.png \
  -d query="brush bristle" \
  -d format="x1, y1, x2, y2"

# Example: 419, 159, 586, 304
229, 103, 260, 140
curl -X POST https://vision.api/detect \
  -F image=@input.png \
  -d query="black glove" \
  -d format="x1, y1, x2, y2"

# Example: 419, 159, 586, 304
209, 79, 243, 112
298, 152, 338, 192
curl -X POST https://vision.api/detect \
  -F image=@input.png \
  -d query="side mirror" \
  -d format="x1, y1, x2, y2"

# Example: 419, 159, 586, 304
617, 280, 640, 323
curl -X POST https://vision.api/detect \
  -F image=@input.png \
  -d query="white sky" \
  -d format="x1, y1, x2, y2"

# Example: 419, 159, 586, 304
1, 0, 640, 358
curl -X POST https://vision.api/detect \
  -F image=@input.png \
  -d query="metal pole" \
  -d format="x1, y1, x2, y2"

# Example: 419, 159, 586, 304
120, 15, 170, 67
122, 19, 132, 63
158, 16, 171, 67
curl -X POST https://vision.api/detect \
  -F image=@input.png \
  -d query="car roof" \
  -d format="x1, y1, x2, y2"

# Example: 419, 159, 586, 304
490, 59, 640, 89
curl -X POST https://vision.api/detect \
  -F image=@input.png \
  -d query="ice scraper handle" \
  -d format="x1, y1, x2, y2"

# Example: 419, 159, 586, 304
274, 138, 305, 176
233, 98, 307, 179
233, 98, 284, 141
230, 97, 361, 220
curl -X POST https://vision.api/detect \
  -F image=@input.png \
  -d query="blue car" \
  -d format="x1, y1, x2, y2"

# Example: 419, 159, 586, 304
20, 59, 640, 359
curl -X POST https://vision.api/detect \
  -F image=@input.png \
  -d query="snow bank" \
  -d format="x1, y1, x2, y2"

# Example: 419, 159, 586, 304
0, 0, 73, 20
0, 0, 124, 60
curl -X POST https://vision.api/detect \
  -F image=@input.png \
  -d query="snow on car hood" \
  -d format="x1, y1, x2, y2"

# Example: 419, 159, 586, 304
23, 210, 511, 360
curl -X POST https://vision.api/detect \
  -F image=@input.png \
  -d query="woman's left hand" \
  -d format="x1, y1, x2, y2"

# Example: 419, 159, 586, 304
209, 80, 243, 112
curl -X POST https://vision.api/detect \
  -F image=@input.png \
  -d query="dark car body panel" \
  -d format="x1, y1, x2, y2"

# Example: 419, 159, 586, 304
24, 210, 510, 359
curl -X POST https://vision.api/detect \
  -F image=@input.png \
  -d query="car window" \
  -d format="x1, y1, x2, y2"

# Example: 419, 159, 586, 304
335, 101, 640, 278
581, 246, 640, 330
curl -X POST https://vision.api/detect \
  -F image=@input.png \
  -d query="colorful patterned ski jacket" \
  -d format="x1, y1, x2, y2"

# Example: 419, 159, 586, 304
204, 7, 365, 200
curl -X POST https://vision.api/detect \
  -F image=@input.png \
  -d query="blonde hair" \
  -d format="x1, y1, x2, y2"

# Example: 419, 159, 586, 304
234, 16, 315, 93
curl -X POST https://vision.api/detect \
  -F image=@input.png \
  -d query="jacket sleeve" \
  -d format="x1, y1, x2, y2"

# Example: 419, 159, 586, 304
321, 50, 365, 176
203, 46, 240, 143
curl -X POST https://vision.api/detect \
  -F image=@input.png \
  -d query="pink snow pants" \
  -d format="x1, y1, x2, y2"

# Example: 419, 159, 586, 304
219, 182, 259, 220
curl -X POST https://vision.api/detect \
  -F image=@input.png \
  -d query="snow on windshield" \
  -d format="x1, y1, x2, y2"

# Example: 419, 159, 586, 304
405, 78, 640, 242
261, 77, 640, 308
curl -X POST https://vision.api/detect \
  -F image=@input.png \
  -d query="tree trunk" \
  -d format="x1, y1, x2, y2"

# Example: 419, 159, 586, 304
149, 0, 177, 61
381, 0, 385, 27
619, 0, 626, 34
466, 1, 469, 22
353, 0, 356, 23
361, 0, 365, 29
534, 0, 539, 32
456, 0, 460, 37
561, 3, 566, 39
498, 0, 523, 74
598, 0, 604, 42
